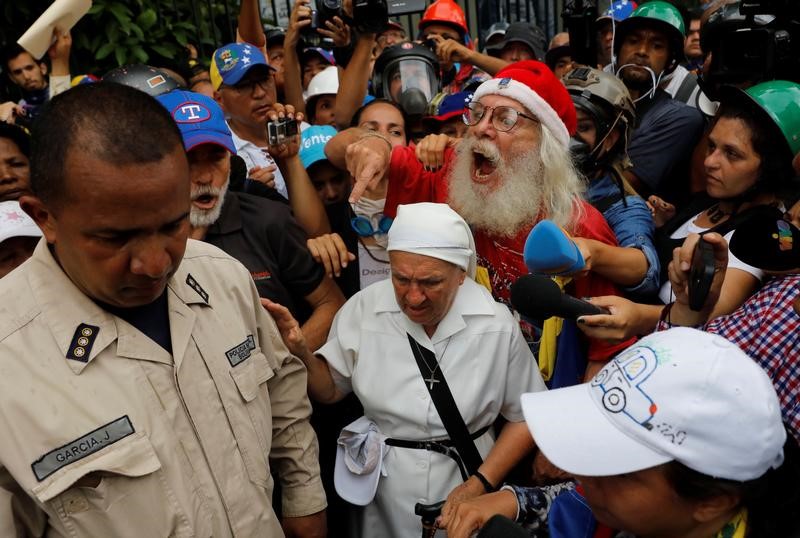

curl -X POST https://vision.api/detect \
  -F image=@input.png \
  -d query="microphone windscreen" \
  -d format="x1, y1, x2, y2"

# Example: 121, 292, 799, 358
523, 220, 584, 275
729, 210, 800, 271
511, 274, 607, 320
510, 274, 564, 319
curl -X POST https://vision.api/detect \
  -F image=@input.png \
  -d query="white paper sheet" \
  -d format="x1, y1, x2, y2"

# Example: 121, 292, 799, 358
18, 0, 92, 59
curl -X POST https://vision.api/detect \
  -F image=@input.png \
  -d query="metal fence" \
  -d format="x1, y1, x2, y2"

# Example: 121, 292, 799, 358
259, 0, 567, 46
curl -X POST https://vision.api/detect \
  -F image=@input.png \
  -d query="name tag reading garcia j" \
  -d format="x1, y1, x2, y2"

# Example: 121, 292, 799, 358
31, 416, 135, 481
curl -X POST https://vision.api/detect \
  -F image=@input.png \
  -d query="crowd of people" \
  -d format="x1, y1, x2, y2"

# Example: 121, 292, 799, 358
0, 0, 799, 536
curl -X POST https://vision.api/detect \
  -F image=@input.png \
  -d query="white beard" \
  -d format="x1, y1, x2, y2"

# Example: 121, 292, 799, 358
448, 137, 545, 238
190, 180, 229, 228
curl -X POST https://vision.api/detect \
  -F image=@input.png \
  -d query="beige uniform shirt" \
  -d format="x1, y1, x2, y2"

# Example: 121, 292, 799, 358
0, 240, 326, 537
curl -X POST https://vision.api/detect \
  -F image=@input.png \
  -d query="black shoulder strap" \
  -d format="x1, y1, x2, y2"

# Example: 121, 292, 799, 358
591, 192, 625, 214
406, 333, 483, 476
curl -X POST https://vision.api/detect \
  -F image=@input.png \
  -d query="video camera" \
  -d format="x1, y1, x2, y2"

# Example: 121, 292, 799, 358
303, 0, 425, 43
561, 0, 598, 68
701, 0, 800, 99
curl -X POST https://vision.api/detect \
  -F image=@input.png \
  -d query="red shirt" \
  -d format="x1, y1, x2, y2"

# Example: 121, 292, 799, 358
385, 145, 634, 361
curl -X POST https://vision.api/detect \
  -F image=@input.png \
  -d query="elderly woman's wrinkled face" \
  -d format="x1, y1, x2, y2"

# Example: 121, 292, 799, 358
389, 251, 465, 335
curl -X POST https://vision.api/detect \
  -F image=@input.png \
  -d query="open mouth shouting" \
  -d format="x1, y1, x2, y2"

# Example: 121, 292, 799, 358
192, 190, 219, 210
470, 141, 501, 185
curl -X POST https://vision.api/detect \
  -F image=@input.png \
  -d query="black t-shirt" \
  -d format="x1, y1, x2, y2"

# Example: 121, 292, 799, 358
325, 201, 361, 299
204, 191, 325, 324
98, 291, 172, 353
628, 88, 705, 204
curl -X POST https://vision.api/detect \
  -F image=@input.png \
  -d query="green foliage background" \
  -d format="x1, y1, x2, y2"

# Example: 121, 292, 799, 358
1, 0, 238, 91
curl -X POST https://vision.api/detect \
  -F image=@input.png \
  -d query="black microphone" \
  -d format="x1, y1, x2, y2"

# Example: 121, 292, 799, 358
510, 274, 607, 320
476, 514, 530, 538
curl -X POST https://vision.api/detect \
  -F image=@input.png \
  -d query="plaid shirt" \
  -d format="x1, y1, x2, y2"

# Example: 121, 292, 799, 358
660, 275, 800, 444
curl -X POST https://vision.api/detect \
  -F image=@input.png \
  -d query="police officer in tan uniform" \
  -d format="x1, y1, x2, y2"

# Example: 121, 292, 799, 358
0, 83, 326, 537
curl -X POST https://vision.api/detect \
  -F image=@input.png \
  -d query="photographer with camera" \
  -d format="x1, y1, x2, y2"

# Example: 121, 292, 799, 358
418, 0, 491, 93
210, 43, 330, 239
282, 0, 343, 116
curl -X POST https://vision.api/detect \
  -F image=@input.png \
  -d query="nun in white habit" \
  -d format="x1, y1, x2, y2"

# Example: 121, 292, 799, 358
272, 202, 546, 538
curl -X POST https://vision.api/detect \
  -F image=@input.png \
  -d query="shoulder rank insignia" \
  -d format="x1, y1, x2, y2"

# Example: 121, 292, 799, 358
66, 323, 99, 362
185, 273, 209, 303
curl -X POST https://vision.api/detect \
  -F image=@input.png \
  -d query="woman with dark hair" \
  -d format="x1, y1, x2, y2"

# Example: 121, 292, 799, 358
651, 82, 798, 310
577, 80, 800, 341
307, 99, 410, 297
441, 328, 799, 538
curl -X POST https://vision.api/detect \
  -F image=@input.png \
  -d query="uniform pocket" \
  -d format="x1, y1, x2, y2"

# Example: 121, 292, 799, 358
228, 351, 276, 488
33, 433, 198, 538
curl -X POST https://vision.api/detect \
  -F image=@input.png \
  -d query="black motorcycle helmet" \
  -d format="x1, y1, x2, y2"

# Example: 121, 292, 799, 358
102, 64, 182, 97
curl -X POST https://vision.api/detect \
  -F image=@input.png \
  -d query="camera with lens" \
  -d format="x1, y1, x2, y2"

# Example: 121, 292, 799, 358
302, 0, 390, 41
352, 0, 389, 34
301, 0, 341, 47
700, 0, 800, 99
267, 118, 299, 146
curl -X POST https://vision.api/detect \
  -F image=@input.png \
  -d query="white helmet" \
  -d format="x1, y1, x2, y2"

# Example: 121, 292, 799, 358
306, 65, 339, 104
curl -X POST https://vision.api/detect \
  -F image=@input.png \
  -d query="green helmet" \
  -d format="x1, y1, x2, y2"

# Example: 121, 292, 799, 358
613, 1, 687, 73
723, 80, 800, 159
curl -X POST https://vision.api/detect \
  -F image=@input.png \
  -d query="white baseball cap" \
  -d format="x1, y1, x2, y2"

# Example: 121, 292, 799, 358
0, 201, 42, 245
522, 327, 786, 482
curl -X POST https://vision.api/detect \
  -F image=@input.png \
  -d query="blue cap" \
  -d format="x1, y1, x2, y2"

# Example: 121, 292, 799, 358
427, 91, 473, 122
598, 0, 639, 22
156, 90, 236, 154
300, 125, 338, 169
210, 42, 274, 90
301, 47, 336, 67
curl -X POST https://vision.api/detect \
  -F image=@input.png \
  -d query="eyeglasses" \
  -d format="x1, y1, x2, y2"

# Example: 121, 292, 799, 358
224, 77, 274, 95
462, 102, 538, 132
351, 215, 393, 237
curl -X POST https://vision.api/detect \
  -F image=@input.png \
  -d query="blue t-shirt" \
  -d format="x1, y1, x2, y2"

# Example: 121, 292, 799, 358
628, 89, 705, 203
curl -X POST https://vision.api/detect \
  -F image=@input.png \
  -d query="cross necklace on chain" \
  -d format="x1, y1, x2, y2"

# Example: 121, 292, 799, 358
411, 336, 452, 390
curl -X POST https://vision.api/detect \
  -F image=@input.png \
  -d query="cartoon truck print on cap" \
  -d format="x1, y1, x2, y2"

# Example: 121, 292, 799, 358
591, 346, 659, 429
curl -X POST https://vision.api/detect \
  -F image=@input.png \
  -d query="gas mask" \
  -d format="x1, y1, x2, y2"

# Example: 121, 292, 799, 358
373, 43, 441, 117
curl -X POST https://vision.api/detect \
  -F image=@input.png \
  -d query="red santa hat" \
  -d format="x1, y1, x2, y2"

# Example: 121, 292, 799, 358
471, 60, 577, 147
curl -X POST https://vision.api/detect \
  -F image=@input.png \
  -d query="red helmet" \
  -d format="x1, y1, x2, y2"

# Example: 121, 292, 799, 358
419, 0, 468, 38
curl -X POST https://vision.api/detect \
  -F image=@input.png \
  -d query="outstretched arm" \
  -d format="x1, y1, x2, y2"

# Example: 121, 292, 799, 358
334, 32, 376, 130
237, 0, 267, 49
430, 34, 510, 76
263, 298, 347, 404
325, 127, 393, 203
283, 0, 312, 114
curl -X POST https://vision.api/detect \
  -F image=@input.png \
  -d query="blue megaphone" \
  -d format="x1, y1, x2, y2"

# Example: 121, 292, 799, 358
523, 220, 585, 275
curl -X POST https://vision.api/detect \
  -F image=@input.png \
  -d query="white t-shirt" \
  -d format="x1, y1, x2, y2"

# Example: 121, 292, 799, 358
229, 128, 288, 199
357, 241, 391, 290
658, 213, 764, 304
